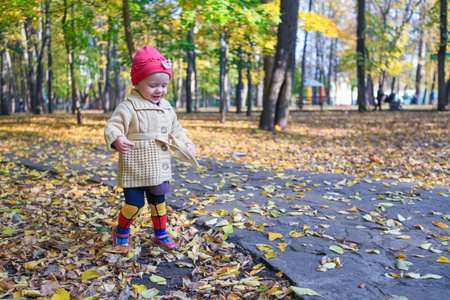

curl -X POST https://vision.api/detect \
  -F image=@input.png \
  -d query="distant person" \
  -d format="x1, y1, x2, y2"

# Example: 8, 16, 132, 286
429, 91, 435, 105
104, 46, 199, 250
374, 85, 384, 111
411, 94, 418, 105
18, 100, 25, 112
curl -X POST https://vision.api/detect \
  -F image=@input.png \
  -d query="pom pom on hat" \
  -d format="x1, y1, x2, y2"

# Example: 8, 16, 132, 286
130, 46, 172, 85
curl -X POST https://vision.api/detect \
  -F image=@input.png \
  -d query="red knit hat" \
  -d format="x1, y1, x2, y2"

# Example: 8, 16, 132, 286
130, 46, 172, 85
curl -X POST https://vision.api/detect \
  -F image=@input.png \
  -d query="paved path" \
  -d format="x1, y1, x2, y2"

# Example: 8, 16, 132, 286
2, 136, 449, 300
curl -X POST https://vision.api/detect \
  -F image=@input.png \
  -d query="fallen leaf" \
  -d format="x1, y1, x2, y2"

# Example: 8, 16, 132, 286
290, 286, 322, 297
141, 288, 159, 298
150, 274, 167, 285
436, 256, 450, 264
329, 245, 344, 255
81, 270, 100, 280
432, 221, 449, 229
267, 232, 283, 241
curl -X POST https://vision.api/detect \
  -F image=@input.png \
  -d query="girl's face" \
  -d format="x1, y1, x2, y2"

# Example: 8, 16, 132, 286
135, 73, 170, 104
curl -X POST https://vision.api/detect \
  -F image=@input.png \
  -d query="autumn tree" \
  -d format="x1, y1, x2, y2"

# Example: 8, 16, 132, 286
437, 0, 448, 111
259, 0, 298, 131
356, 0, 366, 111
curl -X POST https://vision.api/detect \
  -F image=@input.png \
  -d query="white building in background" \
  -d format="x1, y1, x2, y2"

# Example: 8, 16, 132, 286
332, 82, 355, 106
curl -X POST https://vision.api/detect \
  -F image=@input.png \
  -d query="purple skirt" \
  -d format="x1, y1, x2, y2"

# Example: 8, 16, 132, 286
149, 181, 170, 195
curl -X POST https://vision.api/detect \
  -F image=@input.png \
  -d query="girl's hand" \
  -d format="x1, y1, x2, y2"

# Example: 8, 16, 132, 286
113, 136, 135, 154
186, 143, 196, 156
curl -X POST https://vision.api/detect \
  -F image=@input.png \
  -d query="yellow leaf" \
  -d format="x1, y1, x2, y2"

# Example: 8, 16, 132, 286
346, 206, 359, 212
277, 242, 289, 252
398, 254, 407, 260
289, 212, 304, 216
275, 271, 284, 278
267, 232, 283, 241
268, 286, 284, 295
432, 221, 449, 229
302, 225, 310, 233
256, 224, 265, 232
289, 230, 305, 238
265, 250, 277, 259
23, 261, 40, 269
436, 256, 450, 264
133, 284, 147, 294
51, 289, 70, 300
198, 284, 214, 290
81, 270, 100, 280
389, 272, 403, 279
413, 225, 424, 230
439, 236, 450, 241
256, 244, 273, 251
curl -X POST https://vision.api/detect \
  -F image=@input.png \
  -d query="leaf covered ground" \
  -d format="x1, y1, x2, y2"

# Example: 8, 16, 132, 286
0, 109, 449, 299
1, 110, 448, 185
0, 161, 295, 299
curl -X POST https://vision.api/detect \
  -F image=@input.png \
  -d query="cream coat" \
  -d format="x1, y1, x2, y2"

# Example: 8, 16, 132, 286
104, 89, 198, 188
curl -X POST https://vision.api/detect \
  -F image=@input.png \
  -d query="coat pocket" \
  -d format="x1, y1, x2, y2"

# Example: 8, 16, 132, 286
119, 140, 160, 181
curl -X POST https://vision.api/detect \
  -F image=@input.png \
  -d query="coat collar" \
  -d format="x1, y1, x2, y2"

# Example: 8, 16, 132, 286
127, 88, 172, 110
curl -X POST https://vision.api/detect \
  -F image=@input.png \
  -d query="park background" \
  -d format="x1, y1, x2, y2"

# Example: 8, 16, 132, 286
0, 0, 449, 123
0, 0, 449, 299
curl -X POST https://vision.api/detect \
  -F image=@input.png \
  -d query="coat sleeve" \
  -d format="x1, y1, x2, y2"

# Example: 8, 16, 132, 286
170, 110, 194, 147
104, 102, 132, 151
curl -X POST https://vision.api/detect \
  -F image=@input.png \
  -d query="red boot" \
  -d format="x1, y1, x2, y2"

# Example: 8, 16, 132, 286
153, 234, 178, 250
112, 227, 130, 247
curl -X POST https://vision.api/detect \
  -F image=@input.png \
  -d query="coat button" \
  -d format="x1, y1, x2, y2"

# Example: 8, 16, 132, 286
162, 163, 169, 170
161, 127, 167, 133
157, 110, 164, 114
161, 145, 168, 151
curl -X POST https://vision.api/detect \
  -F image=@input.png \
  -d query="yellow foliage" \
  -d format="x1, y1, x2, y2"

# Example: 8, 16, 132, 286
299, 11, 340, 38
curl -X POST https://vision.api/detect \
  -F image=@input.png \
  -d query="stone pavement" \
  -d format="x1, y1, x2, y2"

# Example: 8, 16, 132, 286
1, 137, 449, 300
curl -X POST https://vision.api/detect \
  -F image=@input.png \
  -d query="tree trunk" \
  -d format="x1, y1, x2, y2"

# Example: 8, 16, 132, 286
1, 45, 9, 115
259, 0, 298, 131
356, 0, 367, 111
20, 55, 29, 112
5, 47, 19, 113
194, 49, 199, 111
24, 19, 37, 113
446, 78, 450, 106
430, 70, 437, 105
220, 29, 229, 123
103, 23, 113, 113
63, 1, 82, 124
391, 76, 396, 94
48, 22, 54, 114
113, 39, 122, 109
246, 61, 252, 117
367, 74, 374, 106
261, 0, 277, 111
437, 0, 447, 111
262, 56, 275, 110
326, 37, 335, 103
122, 0, 136, 60
235, 48, 243, 114
219, 33, 226, 113
176, 54, 183, 109
185, 28, 195, 113
256, 79, 263, 107
36, 3, 51, 114
415, 13, 424, 103
299, 14, 310, 110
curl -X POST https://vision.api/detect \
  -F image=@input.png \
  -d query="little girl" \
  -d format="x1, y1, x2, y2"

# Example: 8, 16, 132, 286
104, 46, 198, 250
